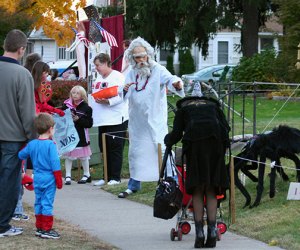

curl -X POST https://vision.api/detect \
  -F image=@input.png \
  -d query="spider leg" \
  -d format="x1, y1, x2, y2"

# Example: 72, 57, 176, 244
234, 158, 252, 208
251, 154, 266, 208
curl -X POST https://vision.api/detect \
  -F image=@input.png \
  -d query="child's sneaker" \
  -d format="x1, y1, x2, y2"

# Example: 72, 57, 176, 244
35, 228, 43, 236
40, 229, 60, 239
0, 226, 23, 237
12, 214, 29, 221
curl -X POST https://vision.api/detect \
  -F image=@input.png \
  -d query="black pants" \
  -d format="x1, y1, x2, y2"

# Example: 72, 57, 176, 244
98, 120, 128, 181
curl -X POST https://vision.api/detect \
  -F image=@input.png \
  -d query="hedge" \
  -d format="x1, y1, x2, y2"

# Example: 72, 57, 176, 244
51, 80, 88, 107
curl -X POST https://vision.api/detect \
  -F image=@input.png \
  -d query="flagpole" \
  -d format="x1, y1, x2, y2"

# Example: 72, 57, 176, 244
123, 0, 126, 15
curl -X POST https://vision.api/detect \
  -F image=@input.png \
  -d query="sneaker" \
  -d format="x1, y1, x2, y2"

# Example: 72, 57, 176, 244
12, 214, 30, 221
93, 179, 105, 186
65, 176, 71, 185
35, 228, 43, 236
40, 229, 60, 239
0, 226, 23, 237
107, 180, 121, 185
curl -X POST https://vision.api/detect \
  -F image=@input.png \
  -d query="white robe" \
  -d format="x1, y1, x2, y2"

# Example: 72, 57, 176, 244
125, 62, 184, 181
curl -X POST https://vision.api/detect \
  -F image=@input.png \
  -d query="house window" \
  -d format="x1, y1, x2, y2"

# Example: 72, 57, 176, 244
218, 41, 228, 64
260, 38, 274, 51
58, 47, 66, 60
58, 47, 77, 60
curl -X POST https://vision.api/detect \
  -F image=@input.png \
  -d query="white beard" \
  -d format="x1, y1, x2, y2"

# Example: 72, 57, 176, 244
133, 62, 151, 77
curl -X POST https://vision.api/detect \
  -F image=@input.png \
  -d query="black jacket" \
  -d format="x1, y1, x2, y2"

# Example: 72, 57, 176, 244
62, 101, 93, 147
164, 96, 230, 148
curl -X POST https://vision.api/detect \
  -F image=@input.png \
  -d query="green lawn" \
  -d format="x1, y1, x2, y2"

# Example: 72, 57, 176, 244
89, 95, 300, 250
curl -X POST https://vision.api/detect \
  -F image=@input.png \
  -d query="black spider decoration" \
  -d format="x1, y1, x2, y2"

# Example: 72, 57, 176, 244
233, 125, 300, 208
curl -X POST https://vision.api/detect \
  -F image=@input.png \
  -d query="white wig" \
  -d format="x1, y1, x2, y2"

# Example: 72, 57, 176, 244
125, 37, 155, 66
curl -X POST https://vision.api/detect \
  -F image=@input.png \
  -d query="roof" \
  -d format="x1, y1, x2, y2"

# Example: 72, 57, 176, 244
28, 27, 54, 41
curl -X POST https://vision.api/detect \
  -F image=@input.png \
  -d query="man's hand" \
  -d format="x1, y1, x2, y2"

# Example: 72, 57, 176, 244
172, 81, 183, 91
124, 83, 135, 92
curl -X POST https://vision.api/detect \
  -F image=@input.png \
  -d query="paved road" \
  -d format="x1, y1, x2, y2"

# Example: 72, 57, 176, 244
23, 181, 283, 250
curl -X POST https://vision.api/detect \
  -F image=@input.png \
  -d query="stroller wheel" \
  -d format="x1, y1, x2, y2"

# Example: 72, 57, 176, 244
170, 228, 176, 241
217, 222, 227, 234
179, 221, 191, 235
177, 228, 183, 241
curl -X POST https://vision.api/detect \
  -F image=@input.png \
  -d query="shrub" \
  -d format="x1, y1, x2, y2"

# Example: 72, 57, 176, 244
179, 49, 195, 76
231, 50, 279, 89
51, 80, 88, 107
166, 55, 175, 75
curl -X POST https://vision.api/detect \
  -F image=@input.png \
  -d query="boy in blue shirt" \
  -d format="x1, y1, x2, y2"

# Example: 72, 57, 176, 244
19, 113, 63, 239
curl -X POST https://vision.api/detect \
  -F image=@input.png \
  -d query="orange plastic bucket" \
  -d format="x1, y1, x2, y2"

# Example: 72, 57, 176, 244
92, 86, 118, 99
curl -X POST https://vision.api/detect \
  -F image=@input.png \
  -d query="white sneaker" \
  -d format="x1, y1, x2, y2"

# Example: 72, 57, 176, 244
107, 180, 121, 185
93, 179, 105, 186
0, 226, 23, 237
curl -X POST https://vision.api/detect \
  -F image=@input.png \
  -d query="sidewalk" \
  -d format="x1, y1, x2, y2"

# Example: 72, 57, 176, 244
23, 181, 283, 250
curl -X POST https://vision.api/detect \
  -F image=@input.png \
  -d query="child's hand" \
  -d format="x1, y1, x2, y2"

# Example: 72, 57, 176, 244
72, 113, 79, 122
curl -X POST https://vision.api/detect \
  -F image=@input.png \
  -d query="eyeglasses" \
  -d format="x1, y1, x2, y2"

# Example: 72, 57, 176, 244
133, 55, 147, 60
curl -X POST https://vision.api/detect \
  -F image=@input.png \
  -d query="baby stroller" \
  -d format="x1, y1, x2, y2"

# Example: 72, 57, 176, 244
170, 148, 227, 241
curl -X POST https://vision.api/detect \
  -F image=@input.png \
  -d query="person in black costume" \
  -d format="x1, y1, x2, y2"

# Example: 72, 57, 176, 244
164, 96, 230, 248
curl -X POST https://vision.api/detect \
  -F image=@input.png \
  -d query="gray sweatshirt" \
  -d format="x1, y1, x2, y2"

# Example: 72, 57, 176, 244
0, 56, 36, 142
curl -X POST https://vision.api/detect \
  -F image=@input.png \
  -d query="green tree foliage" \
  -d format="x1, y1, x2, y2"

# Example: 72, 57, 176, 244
231, 50, 279, 86
273, 0, 300, 82
0, 7, 34, 54
125, 0, 218, 56
166, 55, 175, 75
179, 50, 195, 76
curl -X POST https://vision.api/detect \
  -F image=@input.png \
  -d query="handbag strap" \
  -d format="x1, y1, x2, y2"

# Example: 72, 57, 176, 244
158, 147, 176, 182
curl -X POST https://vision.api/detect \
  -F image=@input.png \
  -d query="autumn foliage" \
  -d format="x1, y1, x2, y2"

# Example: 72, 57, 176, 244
0, 0, 86, 46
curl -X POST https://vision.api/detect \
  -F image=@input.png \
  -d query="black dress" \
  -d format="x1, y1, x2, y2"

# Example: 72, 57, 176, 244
164, 96, 230, 195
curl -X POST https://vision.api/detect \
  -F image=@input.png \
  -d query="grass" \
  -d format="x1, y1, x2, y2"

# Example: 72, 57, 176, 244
2, 205, 117, 250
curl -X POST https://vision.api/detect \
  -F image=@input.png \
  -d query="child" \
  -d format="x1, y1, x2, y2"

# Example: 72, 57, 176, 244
31, 61, 65, 116
62, 85, 93, 184
18, 113, 63, 239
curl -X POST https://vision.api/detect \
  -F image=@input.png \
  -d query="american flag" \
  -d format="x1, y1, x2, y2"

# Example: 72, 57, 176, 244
71, 28, 91, 48
92, 20, 118, 47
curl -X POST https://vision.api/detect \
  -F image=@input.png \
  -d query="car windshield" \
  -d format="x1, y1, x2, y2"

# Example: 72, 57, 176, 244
195, 66, 222, 77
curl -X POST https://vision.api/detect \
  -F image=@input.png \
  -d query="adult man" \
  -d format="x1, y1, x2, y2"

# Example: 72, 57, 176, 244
0, 29, 36, 237
118, 37, 184, 198
91, 53, 128, 186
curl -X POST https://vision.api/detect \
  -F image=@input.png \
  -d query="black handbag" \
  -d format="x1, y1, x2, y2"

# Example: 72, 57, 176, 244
153, 147, 183, 220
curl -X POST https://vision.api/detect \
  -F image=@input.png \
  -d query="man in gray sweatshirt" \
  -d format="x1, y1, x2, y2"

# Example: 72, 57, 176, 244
0, 29, 36, 237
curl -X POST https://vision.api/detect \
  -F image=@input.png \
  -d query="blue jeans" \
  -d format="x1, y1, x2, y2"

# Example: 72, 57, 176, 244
0, 141, 22, 233
128, 178, 141, 191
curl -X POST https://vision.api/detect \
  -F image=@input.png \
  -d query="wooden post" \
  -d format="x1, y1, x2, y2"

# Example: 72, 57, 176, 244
230, 155, 236, 224
158, 143, 162, 175
102, 133, 108, 184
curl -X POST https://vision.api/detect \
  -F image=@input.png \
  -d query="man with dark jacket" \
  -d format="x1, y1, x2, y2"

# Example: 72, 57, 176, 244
0, 29, 36, 237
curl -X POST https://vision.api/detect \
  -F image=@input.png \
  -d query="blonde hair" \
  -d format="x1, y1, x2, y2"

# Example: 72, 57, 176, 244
70, 85, 88, 103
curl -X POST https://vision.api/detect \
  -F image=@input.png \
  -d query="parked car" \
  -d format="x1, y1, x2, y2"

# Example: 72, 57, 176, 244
182, 64, 236, 94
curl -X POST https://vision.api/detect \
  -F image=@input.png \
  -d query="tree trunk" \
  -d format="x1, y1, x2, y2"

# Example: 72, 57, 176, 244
241, 1, 259, 57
